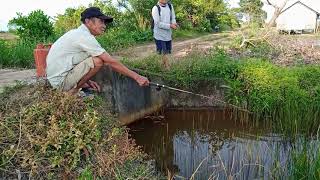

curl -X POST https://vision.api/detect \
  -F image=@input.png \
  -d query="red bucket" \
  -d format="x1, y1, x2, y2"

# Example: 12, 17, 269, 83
34, 44, 52, 77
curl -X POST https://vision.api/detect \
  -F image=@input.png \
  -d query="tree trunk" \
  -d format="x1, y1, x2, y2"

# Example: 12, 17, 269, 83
267, 8, 282, 27
266, 0, 289, 27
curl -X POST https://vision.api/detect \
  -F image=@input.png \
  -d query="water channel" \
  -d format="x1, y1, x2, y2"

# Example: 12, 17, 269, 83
129, 108, 318, 179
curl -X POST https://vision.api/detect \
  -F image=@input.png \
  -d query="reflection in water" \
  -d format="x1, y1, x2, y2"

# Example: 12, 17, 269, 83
129, 109, 298, 179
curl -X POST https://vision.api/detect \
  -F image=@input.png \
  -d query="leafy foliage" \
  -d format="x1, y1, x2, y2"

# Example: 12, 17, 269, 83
173, 0, 239, 31
239, 0, 266, 25
8, 10, 54, 41
54, 7, 86, 35
115, 0, 239, 32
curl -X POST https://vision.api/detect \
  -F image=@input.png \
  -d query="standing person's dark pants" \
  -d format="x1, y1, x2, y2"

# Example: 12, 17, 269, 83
155, 39, 172, 54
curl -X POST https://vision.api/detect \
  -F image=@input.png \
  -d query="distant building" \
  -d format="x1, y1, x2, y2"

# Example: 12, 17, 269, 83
277, 1, 320, 33
235, 13, 249, 24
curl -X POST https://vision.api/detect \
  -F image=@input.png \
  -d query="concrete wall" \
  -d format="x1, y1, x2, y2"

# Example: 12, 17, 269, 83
94, 67, 167, 125
94, 67, 226, 125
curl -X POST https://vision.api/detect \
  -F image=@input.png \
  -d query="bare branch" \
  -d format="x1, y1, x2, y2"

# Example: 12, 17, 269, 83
265, 0, 277, 8
266, 0, 272, 5
279, 0, 289, 10
266, 0, 290, 27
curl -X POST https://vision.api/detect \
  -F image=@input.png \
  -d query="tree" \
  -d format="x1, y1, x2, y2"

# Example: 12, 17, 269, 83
171, 0, 239, 31
120, 0, 155, 30
265, 0, 289, 27
239, 0, 266, 26
54, 7, 85, 34
54, 0, 122, 34
115, 0, 239, 31
8, 10, 54, 41
54, 0, 239, 35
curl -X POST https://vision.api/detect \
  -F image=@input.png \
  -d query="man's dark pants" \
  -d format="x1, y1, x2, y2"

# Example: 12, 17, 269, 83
155, 39, 172, 54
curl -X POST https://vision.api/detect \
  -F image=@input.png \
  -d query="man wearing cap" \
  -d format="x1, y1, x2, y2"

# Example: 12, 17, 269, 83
46, 7, 149, 95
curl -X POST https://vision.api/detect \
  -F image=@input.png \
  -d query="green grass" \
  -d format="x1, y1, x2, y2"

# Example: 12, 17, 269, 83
123, 50, 320, 135
288, 144, 320, 179
123, 48, 238, 89
0, 39, 36, 68
98, 28, 153, 52
238, 60, 320, 135
173, 29, 209, 40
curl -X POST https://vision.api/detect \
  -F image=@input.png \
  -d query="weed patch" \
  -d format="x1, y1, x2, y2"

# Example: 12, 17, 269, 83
0, 84, 160, 179
123, 49, 239, 90
124, 51, 320, 135
0, 40, 36, 68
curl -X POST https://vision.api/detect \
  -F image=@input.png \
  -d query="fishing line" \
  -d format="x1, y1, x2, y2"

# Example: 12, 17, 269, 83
150, 82, 251, 113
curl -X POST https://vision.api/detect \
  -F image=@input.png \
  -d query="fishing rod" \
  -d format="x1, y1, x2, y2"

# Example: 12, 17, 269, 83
149, 82, 251, 113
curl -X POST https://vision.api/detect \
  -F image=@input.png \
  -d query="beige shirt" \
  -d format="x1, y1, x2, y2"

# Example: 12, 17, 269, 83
46, 24, 105, 88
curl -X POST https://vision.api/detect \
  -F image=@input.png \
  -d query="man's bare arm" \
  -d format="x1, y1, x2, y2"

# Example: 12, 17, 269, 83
98, 52, 149, 86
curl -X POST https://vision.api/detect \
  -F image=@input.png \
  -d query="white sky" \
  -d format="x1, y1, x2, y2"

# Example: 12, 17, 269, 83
0, 0, 319, 31
0, 0, 92, 31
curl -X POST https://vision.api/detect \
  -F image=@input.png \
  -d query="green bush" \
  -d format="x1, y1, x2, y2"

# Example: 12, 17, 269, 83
98, 28, 153, 52
1, 10, 56, 68
9, 10, 54, 41
0, 39, 36, 68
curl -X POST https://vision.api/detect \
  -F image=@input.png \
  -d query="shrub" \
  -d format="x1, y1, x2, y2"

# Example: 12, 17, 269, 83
0, 39, 36, 68
9, 10, 54, 41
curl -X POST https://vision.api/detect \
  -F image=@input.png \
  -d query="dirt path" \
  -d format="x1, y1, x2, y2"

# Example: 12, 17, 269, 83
113, 32, 231, 59
0, 32, 231, 90
0, 69, 35, 92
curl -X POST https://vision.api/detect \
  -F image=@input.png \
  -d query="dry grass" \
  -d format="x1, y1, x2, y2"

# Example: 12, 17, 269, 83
0, 32, 18, 41
228, 28, 320, 66
95, 130, 143, 177
0, 84, 157, 179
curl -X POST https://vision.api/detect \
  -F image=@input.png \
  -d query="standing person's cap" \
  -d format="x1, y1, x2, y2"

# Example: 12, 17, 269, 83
81, 7, 113, 24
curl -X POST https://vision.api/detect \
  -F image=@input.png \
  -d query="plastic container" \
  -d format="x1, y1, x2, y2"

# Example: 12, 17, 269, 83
33, 44, 52, 77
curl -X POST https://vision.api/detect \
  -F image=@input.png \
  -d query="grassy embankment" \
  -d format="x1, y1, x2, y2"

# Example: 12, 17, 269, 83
122, 44, 320, 178
122, 45, 320, 136
0, 84, 162, 179
2, 29, 320, 178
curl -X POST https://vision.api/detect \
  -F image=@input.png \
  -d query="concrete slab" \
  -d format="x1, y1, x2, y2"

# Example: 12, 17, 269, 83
0, 69, 36, 92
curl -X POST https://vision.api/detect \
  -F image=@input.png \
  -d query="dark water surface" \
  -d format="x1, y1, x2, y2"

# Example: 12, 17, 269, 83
129, 108, 304, 179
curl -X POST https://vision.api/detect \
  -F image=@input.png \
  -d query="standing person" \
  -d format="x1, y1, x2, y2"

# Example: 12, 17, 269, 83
46, 7, 149, 95
152, 0, 177, 69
